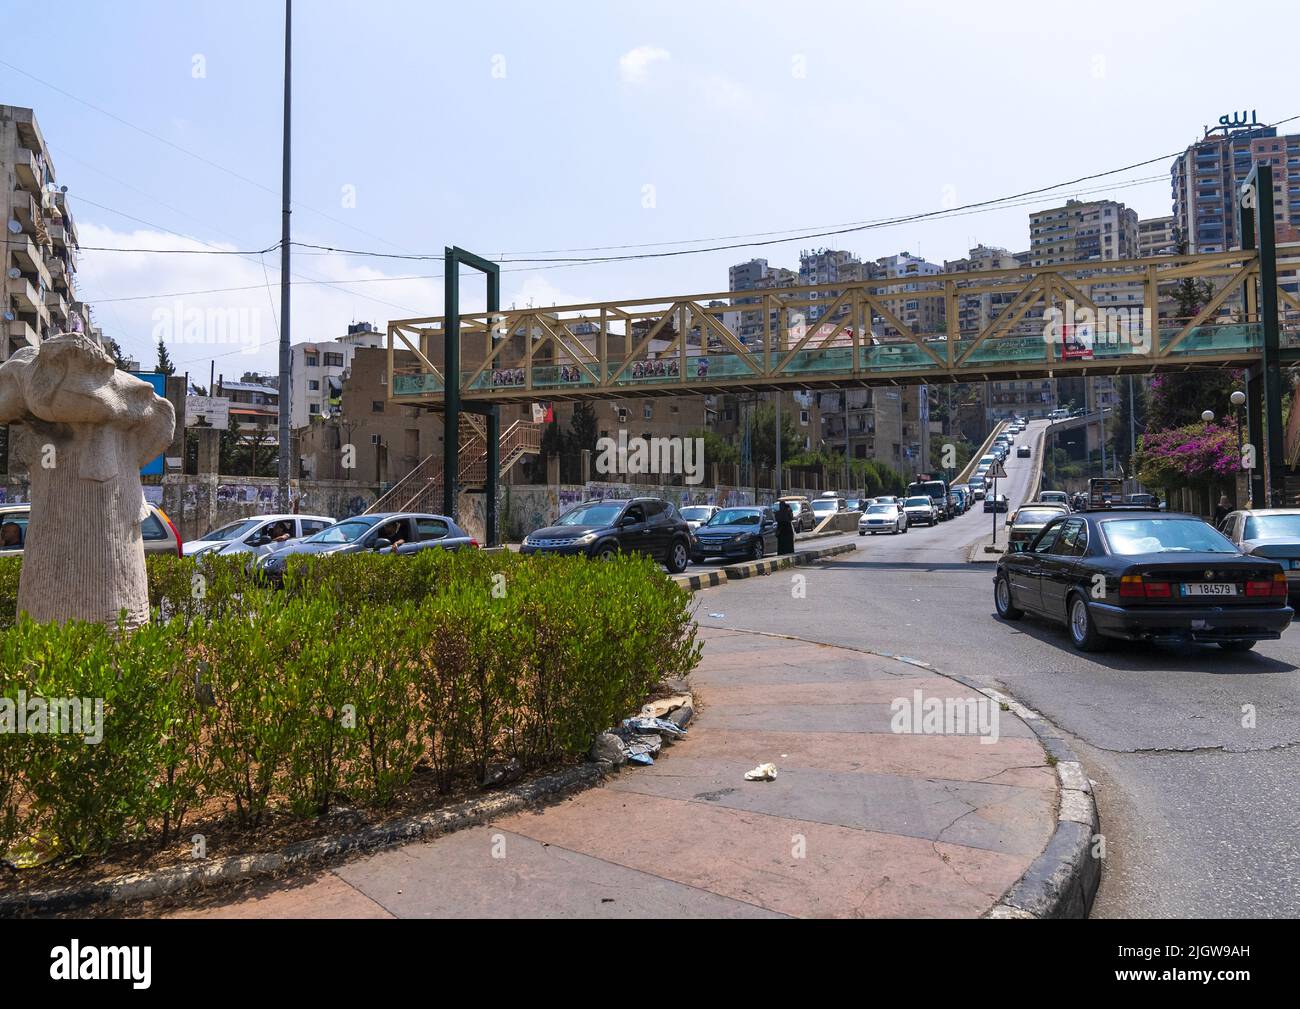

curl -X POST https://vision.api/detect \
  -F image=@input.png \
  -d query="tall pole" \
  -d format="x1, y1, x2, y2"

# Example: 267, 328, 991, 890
276, 0, 292, 512
774, 392, 782, 498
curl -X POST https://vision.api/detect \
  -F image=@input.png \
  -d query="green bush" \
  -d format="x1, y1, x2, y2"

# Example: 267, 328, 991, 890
0, 549, 699, 864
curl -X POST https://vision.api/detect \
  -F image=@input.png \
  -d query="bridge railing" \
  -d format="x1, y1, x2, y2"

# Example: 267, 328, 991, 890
387, 246, 1300, 402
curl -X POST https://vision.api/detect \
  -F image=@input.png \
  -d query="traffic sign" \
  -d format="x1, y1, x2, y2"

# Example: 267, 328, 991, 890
988, 460, 1007, 480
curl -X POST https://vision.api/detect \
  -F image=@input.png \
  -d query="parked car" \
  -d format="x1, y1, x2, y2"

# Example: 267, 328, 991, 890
1037, 490, 1071, 510
902, 495, 938, 527
994, 510, 1292, 652
1017, 445, 1031, 458
906, 477, 952, 521
258, 511, 477, 580
1126, 493, 1160, 509
519, 497, 691, 573
690, 506, 779, 562
810, 496, 845, 523
845, 497, 863, 512
984, 494, 1009, 513
777, 496, 815, 532
679, 504, 720, 532
1219, 508, 1300, 602
951, 484, 971, 511
184, 513, 335, 557
1005, 504, 1069, 552
968, 476, 986, 501
859, 502, 908, 535
0, 502, 183, 557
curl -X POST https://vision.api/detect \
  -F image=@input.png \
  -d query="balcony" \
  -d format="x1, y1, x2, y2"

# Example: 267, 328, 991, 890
11, 192, 48, 243
46, 222, 69, 249
13, 148, 43, 194
44, 289, 68, 324
6, 319, 40, 351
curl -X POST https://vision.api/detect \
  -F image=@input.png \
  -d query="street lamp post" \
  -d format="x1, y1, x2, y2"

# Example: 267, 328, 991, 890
1202, 410, 1216, 516
1231, 390, 1247, 507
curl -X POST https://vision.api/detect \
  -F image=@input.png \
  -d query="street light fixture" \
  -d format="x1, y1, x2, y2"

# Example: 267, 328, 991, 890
1230, 390, 1248, 508
1201, 410, 1215, 423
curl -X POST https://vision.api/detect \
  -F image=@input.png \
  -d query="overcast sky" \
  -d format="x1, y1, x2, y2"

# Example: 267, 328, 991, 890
4, 0, 1294, 379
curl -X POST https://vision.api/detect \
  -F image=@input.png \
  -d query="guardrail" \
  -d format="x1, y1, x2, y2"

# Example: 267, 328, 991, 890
954, 420, 1009, 486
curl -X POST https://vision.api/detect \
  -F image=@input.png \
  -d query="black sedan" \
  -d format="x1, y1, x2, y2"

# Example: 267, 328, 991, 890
690, 506, 779, 563
984, 494, 1009, 513
520, 497, 692, 573
993, 509, 1293, 652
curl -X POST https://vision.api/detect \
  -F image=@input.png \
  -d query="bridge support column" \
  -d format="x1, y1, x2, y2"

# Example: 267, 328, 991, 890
486, 405, 499, 547
1242, 165, 1285, 505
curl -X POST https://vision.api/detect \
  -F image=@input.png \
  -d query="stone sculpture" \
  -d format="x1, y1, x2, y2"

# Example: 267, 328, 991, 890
0, 334, 175, 628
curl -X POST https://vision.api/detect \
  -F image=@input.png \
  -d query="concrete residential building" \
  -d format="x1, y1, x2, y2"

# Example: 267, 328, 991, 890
1171, 123, 1300, 254
1138, 216, 1177, 258
728, 259, 798, 347
1030, 199, 1140, 266
873, 252, 945, 335
1, 104, 98, 361
290, 321, 385, 428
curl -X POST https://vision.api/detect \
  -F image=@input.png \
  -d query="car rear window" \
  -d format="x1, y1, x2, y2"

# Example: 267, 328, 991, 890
1102, 519, 1237, 555
141, 513, 169, 540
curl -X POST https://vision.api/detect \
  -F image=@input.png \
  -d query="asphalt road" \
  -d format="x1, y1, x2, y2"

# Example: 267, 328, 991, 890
689, 420, 1300, 917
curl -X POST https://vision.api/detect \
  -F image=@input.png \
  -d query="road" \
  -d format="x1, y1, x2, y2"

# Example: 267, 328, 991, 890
689, 419, 1300, 917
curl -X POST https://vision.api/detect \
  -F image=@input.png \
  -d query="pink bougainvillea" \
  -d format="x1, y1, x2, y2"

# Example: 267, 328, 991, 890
1134, 422, 1239, 488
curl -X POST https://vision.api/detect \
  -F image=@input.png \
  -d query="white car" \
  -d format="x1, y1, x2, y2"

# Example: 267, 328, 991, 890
183, 513, 336, 557
679, 505, 720, 531
902, 495, 937, 527
859, 503, 908, 535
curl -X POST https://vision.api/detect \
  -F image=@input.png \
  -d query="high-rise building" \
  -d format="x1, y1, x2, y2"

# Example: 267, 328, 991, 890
1138, 216, 1176, 258
728, 258, 798, 346
873, 252, 945, 334
1171, 122, 1300, 254
1, 104, 98, 361
1029, 199, 1139, 266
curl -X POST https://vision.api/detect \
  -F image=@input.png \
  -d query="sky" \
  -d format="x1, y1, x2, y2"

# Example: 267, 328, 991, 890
4, 0, 1296, 381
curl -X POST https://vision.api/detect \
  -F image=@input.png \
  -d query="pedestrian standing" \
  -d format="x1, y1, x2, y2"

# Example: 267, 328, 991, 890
776, 500, 795, 555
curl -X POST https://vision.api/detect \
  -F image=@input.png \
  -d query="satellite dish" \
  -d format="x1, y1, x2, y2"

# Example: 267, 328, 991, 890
60, 185, 68, 193
7, 220, 21, 234
6, 267, 20, 280
2, 311, 14, 322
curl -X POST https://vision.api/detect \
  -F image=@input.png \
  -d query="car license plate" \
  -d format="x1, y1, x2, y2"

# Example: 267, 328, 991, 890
1180, 583, 1237, 596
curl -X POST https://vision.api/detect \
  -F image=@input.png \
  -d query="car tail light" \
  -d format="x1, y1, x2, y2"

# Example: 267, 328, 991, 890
1253, 572, 1294, 595
1120, 575, 1172, 599
1143, 580, 1171, 599
157, 507, 183, 557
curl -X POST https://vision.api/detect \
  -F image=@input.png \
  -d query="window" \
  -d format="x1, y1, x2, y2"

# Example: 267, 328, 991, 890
324, 352, 345, 368
300, 520, 330, 536
309, 403, 320, 415
800, 410, 809, 424
1056, 519, 1088, 556
644, 405, 653, 420
141, 512, 168, 541
372, 400, 385, 413
416, 518, 449, 540
308, 380, 320, 391
305, 353, 319, 367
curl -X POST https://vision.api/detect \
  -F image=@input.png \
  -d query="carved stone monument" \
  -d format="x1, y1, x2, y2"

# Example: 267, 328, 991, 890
0, 334, 175, 628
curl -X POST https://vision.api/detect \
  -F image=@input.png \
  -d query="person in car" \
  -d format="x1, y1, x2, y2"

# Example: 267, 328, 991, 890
0, 522, 20, 549
376, 520, 407, 551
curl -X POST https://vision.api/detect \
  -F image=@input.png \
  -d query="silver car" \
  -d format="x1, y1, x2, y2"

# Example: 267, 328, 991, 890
183, 514, 336, 557
1221, 508, 1300, 600
859, 503, 908, 535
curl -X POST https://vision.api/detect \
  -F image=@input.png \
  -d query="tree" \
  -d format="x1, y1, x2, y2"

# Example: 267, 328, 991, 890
749, 402, 801, 470
155, 338, 176, 377
568, 402, 598, 457
103, 336, 132, 371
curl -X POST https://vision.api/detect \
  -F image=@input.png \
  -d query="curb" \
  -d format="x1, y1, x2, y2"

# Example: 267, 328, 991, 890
0, 763, 605, 918
942, 674, 1100, 919
671, 542, 856, 591
966, 538, 1003, 565
708, 627, 1100, 920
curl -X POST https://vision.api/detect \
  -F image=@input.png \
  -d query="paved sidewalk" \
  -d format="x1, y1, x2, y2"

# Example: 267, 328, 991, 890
171, 627, 1057, 919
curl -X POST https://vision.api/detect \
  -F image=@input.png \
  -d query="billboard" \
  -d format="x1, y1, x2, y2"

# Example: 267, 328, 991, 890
131, 372, 167, 476
186, 395, 231, 430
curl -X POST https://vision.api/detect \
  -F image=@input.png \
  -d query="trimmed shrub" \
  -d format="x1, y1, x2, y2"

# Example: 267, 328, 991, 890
0, 548, 700, 863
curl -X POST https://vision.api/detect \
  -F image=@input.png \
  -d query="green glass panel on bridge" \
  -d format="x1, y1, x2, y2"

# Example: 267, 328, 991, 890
954, 336, 1049, 366
858, 343, 943, 372
393, 373, 443, 395
1159, 323, 1262, 356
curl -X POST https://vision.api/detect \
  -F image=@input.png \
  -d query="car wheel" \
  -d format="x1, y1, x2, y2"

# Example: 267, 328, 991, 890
666, 540, 689, 574
995, 574, 1024, 620
859, 530, 866, 536
751, 538, 764, 561
1218, 639, 1257, 652
1067, 593, 1107, 652
596, 544, 618, 561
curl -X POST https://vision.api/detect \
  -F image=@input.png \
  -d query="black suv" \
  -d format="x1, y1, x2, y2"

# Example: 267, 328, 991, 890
520, 497, 693, 573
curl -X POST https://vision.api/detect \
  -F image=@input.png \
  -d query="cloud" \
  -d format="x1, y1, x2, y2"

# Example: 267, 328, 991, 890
698, 73, 752, 113
618, 45, 670, 84
74, 222, 446, 380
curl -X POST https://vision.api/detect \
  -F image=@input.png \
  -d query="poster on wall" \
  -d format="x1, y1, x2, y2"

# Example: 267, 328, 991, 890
131, 372, 168, 475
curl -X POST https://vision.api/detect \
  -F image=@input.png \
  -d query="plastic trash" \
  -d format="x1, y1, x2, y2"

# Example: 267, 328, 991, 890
622, 715, 687, 738
622, 734, 662, 765
708, 612, 725, 619
744, 763, 778, 781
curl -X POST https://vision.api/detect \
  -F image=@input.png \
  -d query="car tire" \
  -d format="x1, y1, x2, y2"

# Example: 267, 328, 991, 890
595, 544, 619, 562
1218, 639, 1257, 652
995, 574, 1024, 621
1067, 592, 1107, 652
751, 538, 764, 561
666, 539, 689, 574
859, 530, 866, 536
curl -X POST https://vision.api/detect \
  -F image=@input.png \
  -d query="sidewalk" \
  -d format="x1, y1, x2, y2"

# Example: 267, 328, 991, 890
169, 627, 1057, 919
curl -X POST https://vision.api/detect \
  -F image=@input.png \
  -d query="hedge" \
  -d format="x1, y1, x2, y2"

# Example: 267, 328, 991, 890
0, 550, 699, 862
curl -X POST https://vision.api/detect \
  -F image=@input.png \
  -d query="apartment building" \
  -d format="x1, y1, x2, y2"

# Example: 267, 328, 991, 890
1, 104, 99, 361
873, 252, 945, 335
728, 258, 799, 346
799, 248, 879, 325
217, 375, 280, 448
1029, 199, 1140, 266
1138, 216, 1177, 258
1171, 123, 1300, 254
289, 321, 385, 428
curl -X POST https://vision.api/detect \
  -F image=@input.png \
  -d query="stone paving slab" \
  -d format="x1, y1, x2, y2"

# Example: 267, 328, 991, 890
167, 624, 1056, 918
